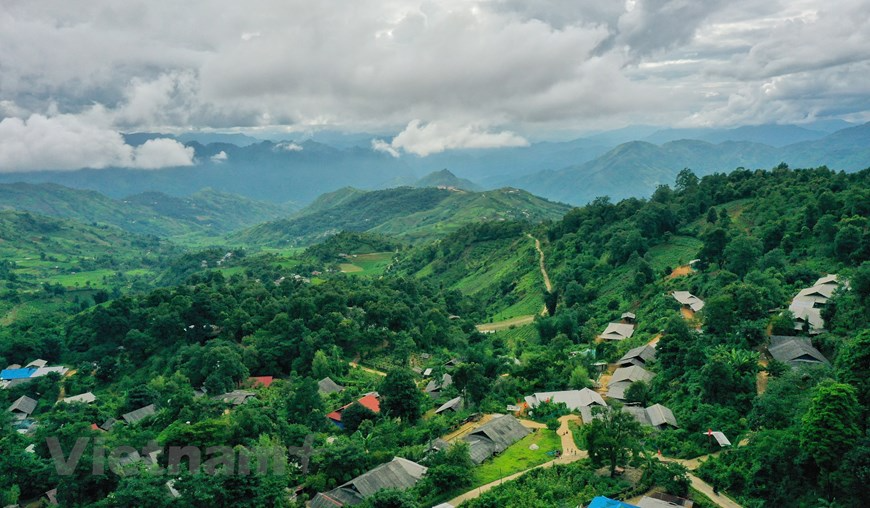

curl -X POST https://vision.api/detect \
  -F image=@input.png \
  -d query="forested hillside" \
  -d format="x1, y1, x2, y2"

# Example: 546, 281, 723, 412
0, 183, 291, 238
0, 166, 867, 507
230, 186, 570, 247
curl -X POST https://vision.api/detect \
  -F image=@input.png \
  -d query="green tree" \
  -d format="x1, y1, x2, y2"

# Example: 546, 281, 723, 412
312, 350, 333, 379
724, 235, 762, 277
800, 381, 862, 474
380, 369, 423, 423
342, 401, 377, 434
586, 407, 643, 477
698, 228, 728, 267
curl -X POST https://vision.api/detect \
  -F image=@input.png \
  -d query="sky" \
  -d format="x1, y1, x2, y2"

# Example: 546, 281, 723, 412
1, 0, 869, 169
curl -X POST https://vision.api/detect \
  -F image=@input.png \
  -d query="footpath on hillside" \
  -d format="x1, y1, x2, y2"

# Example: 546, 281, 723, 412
476, 234, 551, 332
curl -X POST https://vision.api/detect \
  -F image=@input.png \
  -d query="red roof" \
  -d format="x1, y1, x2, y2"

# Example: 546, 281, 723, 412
326, 393, 380, 422
248, 376, 274, 388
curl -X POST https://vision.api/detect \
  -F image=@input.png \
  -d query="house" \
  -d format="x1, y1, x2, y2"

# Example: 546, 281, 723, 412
32, 366, 69, 378
462, 414, 530, 464
617, 345, 657, 368
524, 388, 606, 412
424, 373, 453, 397
638, 492, 694, 507
672, 291, 704, 312
444, 358, 462, 370
587, 497, 639, 508
25, 359, 48, 369
704, 430, 731, 447
621, 312, 637, 324
121, 404, 156, 424
0, 367, 36, 381
8, 395, 38, 419
100, 418, 117, 431
623, 403, 678, 429
61, 392, 97, 404
213, 390, 255, 405
599, 322, 635, 341
607, 366, 654, 400
768, 336, 830, 367
787, 274, 844, 333
310, 457, 427, 508
318, 377, 345, 395
247, 376, 274, 388
327, 392, 381, 429
435, 396, 464, 414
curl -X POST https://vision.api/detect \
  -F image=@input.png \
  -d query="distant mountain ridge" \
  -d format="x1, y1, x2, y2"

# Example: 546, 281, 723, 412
229, 186, 570, 247
0, 183, 292, 238
513, 122, 870, 204
0, 122, 865, 207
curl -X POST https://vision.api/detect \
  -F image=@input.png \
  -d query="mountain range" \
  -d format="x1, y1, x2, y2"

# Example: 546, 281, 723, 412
0, 122, 866, 206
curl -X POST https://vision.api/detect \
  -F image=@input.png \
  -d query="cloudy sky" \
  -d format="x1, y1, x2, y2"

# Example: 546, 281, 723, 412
1, 0, 869, 168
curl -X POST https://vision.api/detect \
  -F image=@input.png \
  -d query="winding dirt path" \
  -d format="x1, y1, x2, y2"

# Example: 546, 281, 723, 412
474, 235, 553, 330
527, 234, 552, 293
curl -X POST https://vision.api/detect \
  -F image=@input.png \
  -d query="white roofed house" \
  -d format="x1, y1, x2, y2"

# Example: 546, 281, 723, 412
599, 322, 635, 341
672, 291, 705, 312
787, 274, 844, 334
524, 388, 606, 412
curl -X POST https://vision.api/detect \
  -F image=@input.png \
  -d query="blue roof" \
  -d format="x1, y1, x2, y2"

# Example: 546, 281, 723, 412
1, 368, 36, 380
587, 497, 639, 508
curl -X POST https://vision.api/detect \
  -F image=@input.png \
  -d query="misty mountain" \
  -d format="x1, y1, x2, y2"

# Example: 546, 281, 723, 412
513, 122, 870, 204
414, 169, 481, 191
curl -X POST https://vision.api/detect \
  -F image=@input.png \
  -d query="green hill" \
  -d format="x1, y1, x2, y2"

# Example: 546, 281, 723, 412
0, 210, 178, 296
230, 186, 571, 247
0, 183, 292, 239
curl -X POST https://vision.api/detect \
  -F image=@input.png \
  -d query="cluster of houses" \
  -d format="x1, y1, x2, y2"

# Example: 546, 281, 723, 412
788, 274, 842, 334
0, 359, 69, 390
587, 493, 695, 508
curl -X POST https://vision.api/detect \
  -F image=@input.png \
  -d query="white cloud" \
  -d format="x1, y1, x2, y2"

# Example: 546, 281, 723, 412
372, 139, 399, 158
210, 150, 228, 162
377, 120, 529, 157
276, 142, 303, 152
0, 112, 194, 172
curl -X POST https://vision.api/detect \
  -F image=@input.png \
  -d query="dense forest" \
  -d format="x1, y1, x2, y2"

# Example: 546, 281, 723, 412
0, 166, 867, 507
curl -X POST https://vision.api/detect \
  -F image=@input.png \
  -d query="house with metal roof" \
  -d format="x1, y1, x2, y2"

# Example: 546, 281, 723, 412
672, 291, 705, 312
787, 274, 845, 334
326, 393, 381, 429
8, 395, 38, 418
424, 373, 453, 397
61, 392, 96, 404
213, 390, 256, 406
623, 403, 678, 429
310, 457, 427, 508
617, 345, 657, 368
462, 414, 530, 464
122, 404, 156, 424
599, 322, 636, 341
1, 368, 36, 381
768, 336, 830, 367
524, 388, 606, 412
435, 396, 464, 414
318, 377, 345, 395
587, 496, 639, 508
607, 366, 654, 400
